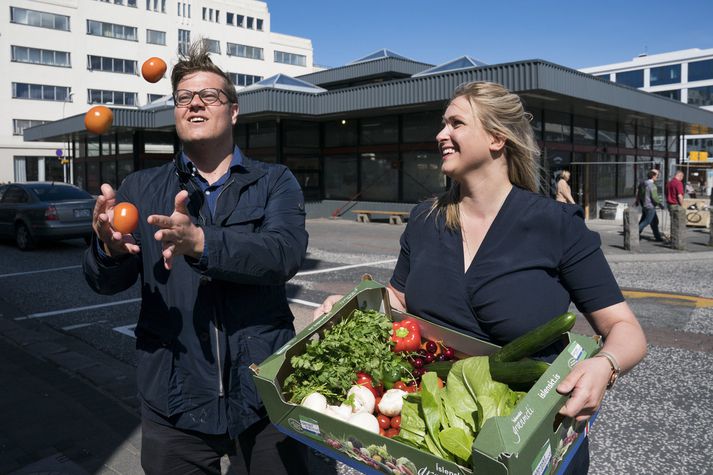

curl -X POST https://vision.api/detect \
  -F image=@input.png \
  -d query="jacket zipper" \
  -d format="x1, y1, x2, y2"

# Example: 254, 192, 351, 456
213, 179, 234, 397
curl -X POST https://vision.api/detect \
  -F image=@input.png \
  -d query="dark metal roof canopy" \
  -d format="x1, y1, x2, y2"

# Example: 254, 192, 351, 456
24, 59, 713, 142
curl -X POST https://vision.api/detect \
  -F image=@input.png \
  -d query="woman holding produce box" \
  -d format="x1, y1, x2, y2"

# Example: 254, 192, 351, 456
315, 81, 647, 473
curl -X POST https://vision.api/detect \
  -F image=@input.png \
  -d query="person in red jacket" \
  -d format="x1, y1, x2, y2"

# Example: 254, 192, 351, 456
666, 170, 685, 210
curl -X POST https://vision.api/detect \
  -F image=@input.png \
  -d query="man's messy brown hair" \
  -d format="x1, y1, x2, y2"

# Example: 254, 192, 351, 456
171, 40, 238, 105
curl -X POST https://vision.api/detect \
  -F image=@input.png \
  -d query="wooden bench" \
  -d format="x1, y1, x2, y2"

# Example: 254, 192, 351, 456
351, 210, 409, 225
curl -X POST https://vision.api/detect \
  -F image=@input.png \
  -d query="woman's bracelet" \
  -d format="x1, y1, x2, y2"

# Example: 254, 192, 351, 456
595, 350, 621, 389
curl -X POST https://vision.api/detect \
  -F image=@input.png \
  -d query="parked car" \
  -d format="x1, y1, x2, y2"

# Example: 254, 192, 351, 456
0, 182, 95, 250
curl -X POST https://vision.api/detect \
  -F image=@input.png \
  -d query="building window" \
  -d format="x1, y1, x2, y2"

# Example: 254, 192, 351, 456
11, 46, 71, 67
652, 89, 681, 101
615, 69, 644, 88
360, 116, 398, 145
689, 59, 713, 82
402, 151, 444, 202
246, 16, 254, 29
178, 29, 191, 55
228, 73, 262, 87
87, 89, 138, 106
146, 29, 166, 45
360, 152, 399, 201
87, 19, 137, 41
274, 51, 306, 67
177, 1, 190, 17
13, 119, 50, 136
650, 64, 681, 86
13, 83, 70, 101
227, 43, 263, 60
145, 0, 166, 15
256, 18, 263, 30
688, 85, 713, 107
88, 55, 137, 74
324, 120, 357, 147
226, 12, 234, 25
543, 110, 571, 143
324, 155, 357, 200
572, 115, 595, 145
235, 15, 244, 27
10, 7, 70, 31
147, 93, 165, 103
203, 38, 221, 54
402, 111, 442, 143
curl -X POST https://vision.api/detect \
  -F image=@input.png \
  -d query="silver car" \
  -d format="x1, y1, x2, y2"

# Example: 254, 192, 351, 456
0, 182, 95, 250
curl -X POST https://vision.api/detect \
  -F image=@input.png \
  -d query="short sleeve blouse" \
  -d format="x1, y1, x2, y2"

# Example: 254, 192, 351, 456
390, 186, 623, 353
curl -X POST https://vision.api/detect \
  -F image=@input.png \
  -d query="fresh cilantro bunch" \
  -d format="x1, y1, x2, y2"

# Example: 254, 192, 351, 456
284, 308, 407, 404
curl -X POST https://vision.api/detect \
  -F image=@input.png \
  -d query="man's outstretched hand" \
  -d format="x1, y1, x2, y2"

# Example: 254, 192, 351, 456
148, 190, 205, 270
92, 183, 140, 256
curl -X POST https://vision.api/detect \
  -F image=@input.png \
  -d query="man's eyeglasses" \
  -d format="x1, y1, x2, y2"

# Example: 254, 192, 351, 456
173, 88, 228, 106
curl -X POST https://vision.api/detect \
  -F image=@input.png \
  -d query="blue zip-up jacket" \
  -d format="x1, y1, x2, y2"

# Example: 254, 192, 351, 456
83, 152, 308, 437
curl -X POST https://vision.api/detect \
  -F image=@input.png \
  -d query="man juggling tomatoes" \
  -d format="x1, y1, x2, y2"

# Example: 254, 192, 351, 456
83, 41, 308, 474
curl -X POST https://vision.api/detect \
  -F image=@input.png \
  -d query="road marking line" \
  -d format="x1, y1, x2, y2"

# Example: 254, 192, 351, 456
14, 298, 141, 321
62, 320, 107, 331
288, 298, 320, 308
622, 290, 713, 308
113, 324, 137, 338
295, 259, 397, 276
0, 265, 81, 279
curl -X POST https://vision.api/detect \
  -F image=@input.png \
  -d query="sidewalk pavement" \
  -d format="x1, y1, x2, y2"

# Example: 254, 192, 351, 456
1, 217, 712, 475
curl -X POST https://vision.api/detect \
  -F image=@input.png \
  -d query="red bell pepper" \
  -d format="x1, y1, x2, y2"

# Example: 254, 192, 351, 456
391, 318, 421, 352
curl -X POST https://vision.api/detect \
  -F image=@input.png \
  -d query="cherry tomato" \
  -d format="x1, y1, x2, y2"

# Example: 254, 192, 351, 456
84, 106, 113, 135
112, 202, 139, 234
385, 428, 400, 438
393, 381, 409, 392
141, 57, 167, 83
379, 427, 386, 437
390, 415, 401, 429
377, 414, 391, 430
356, 372, 372, 385
375, 396, 381, 409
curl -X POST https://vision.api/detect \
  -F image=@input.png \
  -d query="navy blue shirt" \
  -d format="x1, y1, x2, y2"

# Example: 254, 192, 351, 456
390, 186, 623, 354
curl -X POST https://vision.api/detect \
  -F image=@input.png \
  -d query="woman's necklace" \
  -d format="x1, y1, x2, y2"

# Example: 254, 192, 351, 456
460, 205, 473, 271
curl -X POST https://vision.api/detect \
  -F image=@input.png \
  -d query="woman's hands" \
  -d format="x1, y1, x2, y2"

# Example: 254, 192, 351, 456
312, 294, 343, 320
556, 354, 614, 421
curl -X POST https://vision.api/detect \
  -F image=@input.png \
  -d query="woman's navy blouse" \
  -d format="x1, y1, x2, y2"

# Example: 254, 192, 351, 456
390, 186, 623, 351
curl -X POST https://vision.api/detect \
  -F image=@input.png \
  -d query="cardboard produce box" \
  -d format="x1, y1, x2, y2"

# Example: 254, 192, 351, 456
252, 279, 601, 475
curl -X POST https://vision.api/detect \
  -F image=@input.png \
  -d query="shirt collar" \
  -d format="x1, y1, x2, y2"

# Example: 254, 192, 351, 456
180, 146, 244, 177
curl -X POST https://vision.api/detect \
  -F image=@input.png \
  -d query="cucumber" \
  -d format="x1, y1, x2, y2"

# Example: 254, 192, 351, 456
422, 360, 454, 380
489, 358, 550, 386
490, 312, 576, 363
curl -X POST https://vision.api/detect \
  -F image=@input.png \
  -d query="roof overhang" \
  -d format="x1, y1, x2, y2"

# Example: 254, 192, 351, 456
24, 60, 713, 142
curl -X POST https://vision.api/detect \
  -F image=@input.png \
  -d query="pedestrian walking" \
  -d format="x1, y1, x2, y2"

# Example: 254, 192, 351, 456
636, 169, 664, 242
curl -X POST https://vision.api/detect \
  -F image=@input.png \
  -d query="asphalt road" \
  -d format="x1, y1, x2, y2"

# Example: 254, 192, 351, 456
0, 218, 711, 475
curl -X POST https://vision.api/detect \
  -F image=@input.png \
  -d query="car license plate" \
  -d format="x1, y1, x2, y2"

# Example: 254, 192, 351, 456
74, 208, 91, 218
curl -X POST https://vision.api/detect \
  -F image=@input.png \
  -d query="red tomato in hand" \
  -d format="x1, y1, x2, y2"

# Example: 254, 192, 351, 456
141, 57, 167, 83
84, 106, 113, 135
113, 202, 139, 234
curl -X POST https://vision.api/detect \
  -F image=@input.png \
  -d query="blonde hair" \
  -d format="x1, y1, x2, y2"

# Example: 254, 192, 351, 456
560, 170, 571, 181
430, 81, 540, 229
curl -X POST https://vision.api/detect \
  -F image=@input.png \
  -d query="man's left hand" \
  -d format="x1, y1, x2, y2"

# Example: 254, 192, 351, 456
148, 190, 205, 270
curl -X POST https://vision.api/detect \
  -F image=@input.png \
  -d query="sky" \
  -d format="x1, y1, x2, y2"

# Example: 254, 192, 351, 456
268, 0, 713, 70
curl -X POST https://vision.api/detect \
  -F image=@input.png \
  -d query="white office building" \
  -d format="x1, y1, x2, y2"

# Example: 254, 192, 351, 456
581, 48, 713, 195
2, 0, 317, 183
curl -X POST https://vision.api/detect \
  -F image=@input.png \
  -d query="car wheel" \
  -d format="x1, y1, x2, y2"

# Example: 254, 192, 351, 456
15, 223, 35, 251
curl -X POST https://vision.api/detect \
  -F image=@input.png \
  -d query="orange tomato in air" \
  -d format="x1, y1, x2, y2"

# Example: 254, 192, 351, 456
113, 202, 139, 234
141, 57, 167, 83
84, 106, 113, 135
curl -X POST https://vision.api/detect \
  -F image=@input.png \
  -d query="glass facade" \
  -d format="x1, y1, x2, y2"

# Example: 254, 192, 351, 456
653, 89, 681, 101
544, 111, 571, 143
688, 85, 713, 107
688, 59, 713, 82
402, 151, 443, 202
616, 70, 644, 88
360, 152, 399, 201
360, 116, 398, 145
650, 64, 681, 86
323, 154, 357, 200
